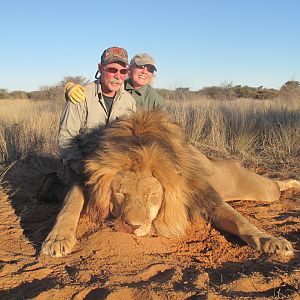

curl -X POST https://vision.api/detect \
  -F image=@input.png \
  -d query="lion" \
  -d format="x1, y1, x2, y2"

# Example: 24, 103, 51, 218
41, 110, 297, 257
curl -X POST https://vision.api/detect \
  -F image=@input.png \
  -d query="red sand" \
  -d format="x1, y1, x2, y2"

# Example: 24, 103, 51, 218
0, 186, 299, 299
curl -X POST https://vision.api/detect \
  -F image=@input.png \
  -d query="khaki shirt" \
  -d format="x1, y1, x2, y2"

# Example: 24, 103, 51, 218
59, 79, 136, 174
125, 79, 165, 110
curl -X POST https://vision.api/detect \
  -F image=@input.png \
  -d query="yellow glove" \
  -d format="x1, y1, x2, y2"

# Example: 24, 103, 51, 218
64, 82, 85, 104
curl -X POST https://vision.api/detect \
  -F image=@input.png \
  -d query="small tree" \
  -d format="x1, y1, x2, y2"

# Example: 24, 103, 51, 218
59, 76, 89, 88
36, 76, 89, 101
279, 80, 300, 100
281, 80, 300, 89
0, 89, 9, 99
9, 90, 29, 99
39, 84, 64, 101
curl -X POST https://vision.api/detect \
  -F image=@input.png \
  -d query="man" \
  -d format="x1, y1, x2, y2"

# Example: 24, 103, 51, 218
37, 47, 136, 202
65, 53, 165, 110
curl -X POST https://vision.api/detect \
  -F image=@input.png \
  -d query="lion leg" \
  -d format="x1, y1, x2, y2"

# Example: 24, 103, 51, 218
212, 202, 293, 256
41, 184, 84, 257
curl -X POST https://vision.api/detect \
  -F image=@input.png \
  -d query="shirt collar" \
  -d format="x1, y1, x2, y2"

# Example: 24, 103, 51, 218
125, 79, 147, 96
125, 78, 134, 91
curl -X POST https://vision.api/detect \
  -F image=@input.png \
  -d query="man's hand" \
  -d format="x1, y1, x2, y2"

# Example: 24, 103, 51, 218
64, 82, 85, 104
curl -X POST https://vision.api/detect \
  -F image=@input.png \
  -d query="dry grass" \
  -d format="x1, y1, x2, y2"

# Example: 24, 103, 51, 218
0, 100, 62, 162
0, 96, 299, 182
167, 96, 300, 176
0, 99, 64, 186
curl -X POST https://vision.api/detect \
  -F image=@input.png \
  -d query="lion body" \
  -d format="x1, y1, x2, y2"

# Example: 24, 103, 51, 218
200, 155, 281, 202
41, 110, 295, 257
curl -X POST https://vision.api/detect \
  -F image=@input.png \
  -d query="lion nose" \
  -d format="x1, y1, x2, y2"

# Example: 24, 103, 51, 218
124, 220, 141, 230
131, 224, 141, 230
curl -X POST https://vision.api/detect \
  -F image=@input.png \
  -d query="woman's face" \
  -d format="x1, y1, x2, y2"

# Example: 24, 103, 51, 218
129, 65, 155, 89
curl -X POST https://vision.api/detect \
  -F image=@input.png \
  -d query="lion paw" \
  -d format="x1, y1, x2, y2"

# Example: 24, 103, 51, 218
41, 230, 76, 257
260, 236, 294, 256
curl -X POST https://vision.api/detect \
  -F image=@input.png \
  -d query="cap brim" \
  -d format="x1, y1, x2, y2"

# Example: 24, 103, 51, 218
104, 58, 128, 65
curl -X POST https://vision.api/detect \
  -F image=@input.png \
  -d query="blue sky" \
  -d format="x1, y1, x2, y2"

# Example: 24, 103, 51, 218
1, 0, 299, 91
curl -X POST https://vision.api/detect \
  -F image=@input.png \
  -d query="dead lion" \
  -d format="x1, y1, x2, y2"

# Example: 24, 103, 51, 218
41, 110, 297, 257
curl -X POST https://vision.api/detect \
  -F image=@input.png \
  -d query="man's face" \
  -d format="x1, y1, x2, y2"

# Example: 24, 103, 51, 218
129, 65, 155, 89
99, 62, 128, 94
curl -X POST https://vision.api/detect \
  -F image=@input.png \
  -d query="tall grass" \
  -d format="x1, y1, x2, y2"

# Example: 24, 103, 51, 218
167, 96, 300, 173
0, 99, 63, 169
0, 96, 299, 180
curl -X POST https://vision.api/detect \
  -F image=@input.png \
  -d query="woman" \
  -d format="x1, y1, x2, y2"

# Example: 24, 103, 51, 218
125, 53, 165, 109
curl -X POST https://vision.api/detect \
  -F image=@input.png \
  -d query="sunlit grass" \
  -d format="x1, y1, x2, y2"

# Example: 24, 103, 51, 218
0, 96, 299, 180
0, 100, 62, 162
167, 97, 300, 173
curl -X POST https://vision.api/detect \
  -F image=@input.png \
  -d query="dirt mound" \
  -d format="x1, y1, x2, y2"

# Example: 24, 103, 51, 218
0, 186, 299, 299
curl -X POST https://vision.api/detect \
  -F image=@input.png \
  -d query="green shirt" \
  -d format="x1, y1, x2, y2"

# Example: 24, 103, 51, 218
125, 79, 165, 110
102, 95, 114, 114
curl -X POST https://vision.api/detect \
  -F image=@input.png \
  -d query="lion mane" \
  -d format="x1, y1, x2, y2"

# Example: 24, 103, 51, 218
82, 110, 223, 238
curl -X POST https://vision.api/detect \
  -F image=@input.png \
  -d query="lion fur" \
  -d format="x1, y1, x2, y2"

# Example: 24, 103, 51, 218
82, 110, 223, 238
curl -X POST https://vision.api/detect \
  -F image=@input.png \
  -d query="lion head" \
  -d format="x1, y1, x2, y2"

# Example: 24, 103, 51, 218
110, 170, 163, 236
83, 110, 222, 238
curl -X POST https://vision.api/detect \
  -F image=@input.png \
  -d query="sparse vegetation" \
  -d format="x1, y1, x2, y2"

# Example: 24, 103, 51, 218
167, 96, 300, 175
0, 91, 299, 180
2, 79, 300, 102
0, 76, 89, 101
0, 99, 64, 182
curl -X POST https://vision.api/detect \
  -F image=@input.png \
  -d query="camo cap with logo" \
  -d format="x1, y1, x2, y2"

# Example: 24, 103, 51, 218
100, 47, 129, 65
130, 53, 157, 71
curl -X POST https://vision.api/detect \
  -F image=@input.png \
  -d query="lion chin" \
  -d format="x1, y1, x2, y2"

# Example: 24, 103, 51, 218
41, 110, 295, 258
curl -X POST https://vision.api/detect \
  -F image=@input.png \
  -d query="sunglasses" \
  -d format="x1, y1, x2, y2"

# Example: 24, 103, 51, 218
104, 67, 129, 75
135, 65, 156, 73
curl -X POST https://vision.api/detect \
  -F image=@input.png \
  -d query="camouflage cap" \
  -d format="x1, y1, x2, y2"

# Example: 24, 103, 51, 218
130, 53, 157, 71
100, 47, 128, 65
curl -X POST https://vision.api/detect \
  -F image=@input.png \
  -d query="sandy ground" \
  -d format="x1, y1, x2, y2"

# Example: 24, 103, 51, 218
0, 166, 299, 300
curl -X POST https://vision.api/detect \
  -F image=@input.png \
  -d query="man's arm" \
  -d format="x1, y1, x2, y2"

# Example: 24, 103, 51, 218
58, 101, 86, 176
